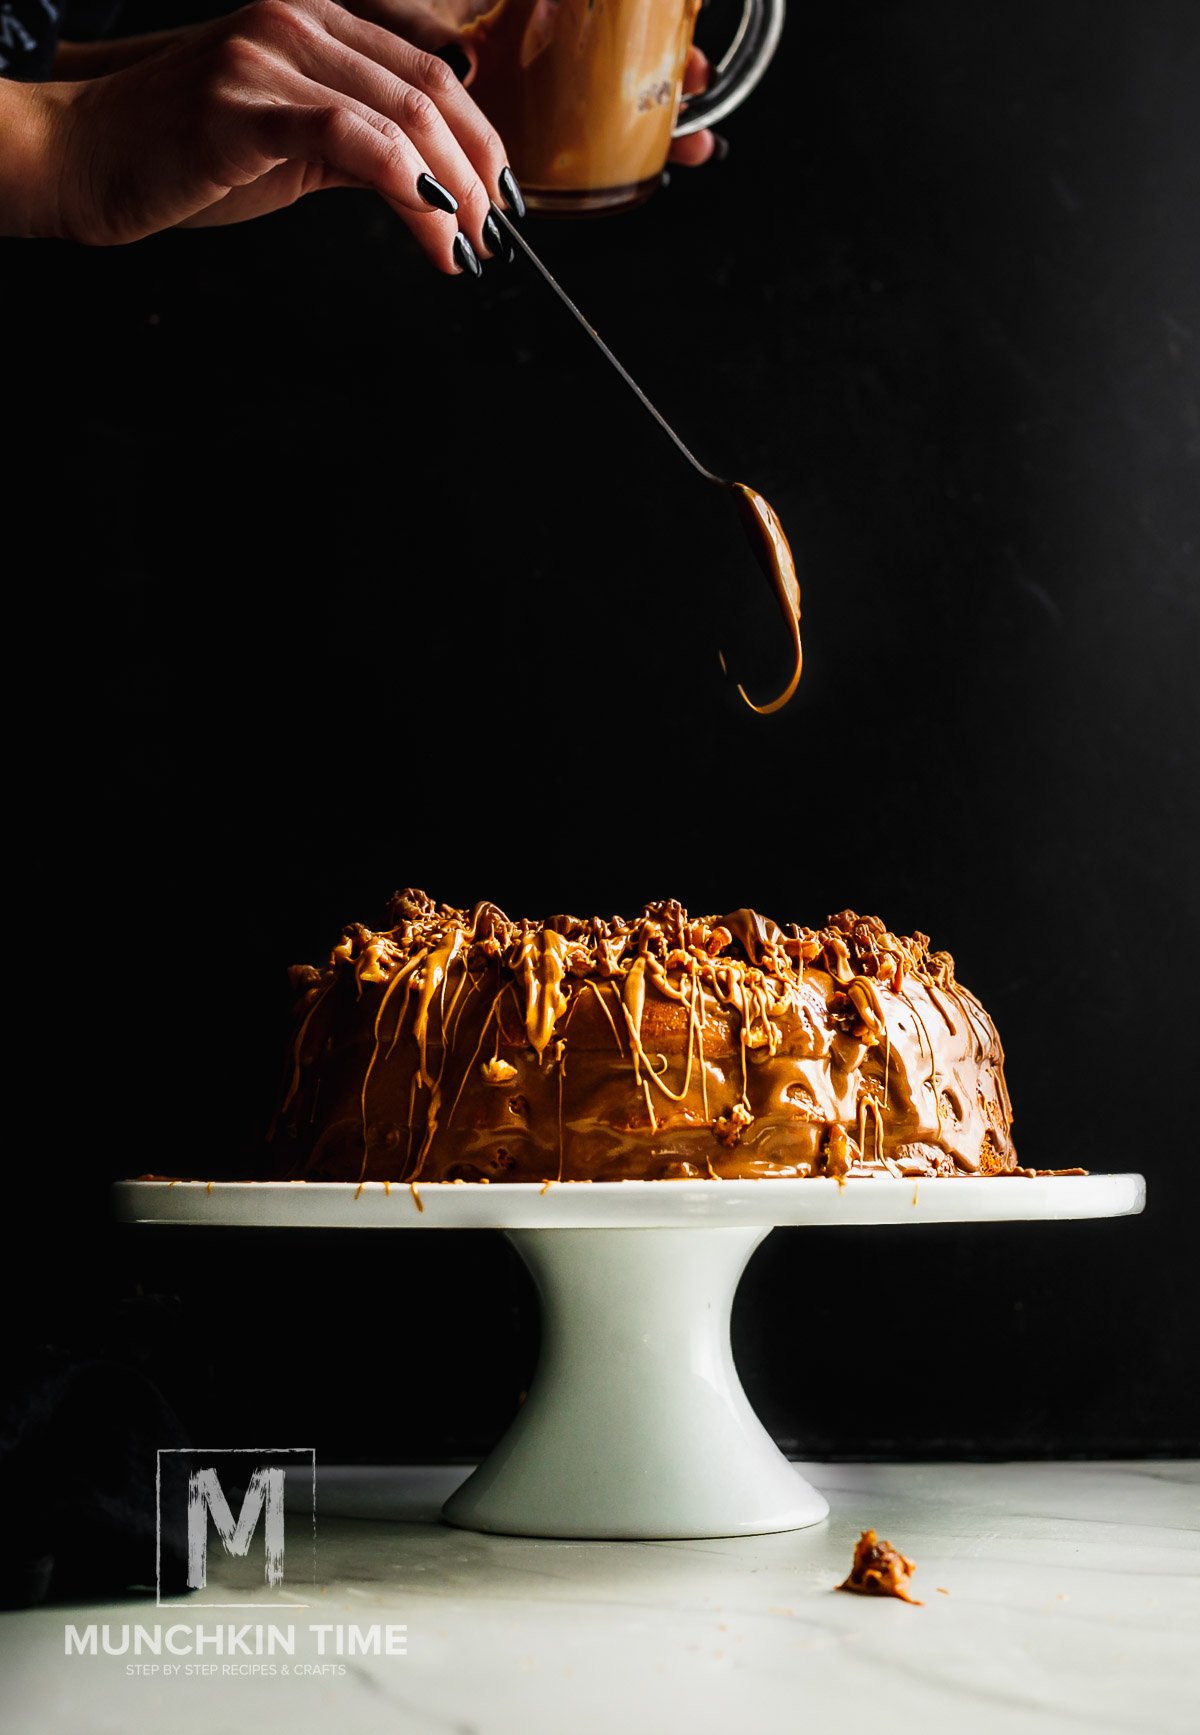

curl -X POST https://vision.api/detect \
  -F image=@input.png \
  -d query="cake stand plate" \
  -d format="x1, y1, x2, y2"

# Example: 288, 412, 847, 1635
114, 1174, 1145, 1540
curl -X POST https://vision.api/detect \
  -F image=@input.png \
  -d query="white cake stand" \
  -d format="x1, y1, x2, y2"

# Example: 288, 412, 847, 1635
114, 1174, 1145, 1540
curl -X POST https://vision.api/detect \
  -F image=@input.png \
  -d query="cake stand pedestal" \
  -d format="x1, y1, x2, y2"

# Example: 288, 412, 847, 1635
114, 1174, 1144, 1540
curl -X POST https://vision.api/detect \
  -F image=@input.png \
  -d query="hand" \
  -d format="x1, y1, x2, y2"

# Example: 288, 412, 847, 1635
35, 0, 512, 268
341, 0, 493, 52
345, 0, 719, 165
668, 47, 716, 168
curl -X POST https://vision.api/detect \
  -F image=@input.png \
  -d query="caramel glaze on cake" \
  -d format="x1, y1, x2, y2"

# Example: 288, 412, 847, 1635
264, 891, 1020, 1186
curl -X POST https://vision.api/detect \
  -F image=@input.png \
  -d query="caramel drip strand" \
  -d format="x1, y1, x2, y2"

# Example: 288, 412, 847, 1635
412, 927, 464, 1086
442, 991, 505, 1131
517, 927, 571, 1060
280, 981, 333, 1115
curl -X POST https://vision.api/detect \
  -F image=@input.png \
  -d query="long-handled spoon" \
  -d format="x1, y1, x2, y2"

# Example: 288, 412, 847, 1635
491, 205, 802, 715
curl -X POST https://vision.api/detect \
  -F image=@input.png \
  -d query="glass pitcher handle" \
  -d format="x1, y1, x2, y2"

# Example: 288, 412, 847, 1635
673, 0, 786, 136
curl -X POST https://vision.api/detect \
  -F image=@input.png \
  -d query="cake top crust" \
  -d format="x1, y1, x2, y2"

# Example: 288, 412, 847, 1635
298, 889, 963, 1064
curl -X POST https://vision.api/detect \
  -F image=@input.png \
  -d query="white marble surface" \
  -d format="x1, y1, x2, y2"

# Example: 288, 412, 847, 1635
3, 1461, 1197, 1735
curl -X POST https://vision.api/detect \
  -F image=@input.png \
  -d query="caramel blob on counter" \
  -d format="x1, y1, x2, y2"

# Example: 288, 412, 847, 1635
838, 1529, 924, 1605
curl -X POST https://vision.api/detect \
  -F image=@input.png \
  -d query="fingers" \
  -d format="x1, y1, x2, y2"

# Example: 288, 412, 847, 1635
347, 0, 459, 53
249, 81, 468, 270
668, 129, 715, 167
680, 45, 709, 95
270, 0, 509, 253
331, 6, 510, 245
671, 44, 715, 166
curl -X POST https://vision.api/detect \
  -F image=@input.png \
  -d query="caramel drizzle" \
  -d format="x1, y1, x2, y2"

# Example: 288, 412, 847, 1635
279, 982, 334, 1116
284, 897, 1013, 1180
359, 948, 429, 1180
442, 987, 505, 1132
899, 988, 942, 1138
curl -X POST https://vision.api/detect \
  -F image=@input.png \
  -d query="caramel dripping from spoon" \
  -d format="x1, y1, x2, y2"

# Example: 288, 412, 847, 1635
728, 484, 803, 715
492, 206, 803, 714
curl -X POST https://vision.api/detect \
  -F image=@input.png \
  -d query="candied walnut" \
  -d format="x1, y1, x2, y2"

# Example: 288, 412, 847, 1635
481, 1057, 519, 1085
926, 949, 956, 988
838, 1529, 922, 1605
743, 1018, 782, 1051
893, 1141, 957, 1178
704, 924, 733, 957
713, 1103, 754, 1147
939, 1088, 962, 1124
388, 888, 437, 923
822, 1124, 860, 1179
978, 1129, 1011, 1174
785, 1082, 823, 1118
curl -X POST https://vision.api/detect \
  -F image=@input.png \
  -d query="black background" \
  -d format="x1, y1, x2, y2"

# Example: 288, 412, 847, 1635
6, 0, 1198, 1461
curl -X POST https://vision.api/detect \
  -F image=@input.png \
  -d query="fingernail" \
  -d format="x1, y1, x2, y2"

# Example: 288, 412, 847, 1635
436, 43, 471, 81
660, 168, 671, 190
417, 172, 458, 214
712, 133, 730, 161
452, 232, 482, 278
498, 165, 527, 219
482, 211, 514, 263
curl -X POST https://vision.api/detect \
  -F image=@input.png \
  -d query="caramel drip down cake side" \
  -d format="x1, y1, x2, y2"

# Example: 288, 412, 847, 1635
265, 892, 1018, 1185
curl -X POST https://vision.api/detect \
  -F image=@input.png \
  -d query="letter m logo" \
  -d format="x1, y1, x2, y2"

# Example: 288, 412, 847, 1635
188, 1466, 285, 1588
157, 1448, 316, 1607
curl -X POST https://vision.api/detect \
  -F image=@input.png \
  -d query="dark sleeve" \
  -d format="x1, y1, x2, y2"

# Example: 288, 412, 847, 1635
1, 0, 123, 78
1, 0, 63, 78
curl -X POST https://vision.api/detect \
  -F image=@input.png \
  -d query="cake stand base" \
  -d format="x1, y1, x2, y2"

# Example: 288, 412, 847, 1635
443, 1226, 827, 1538
115, 1174, 1144, 1540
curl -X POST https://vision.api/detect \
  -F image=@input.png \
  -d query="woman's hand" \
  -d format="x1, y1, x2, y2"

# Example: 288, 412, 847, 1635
31, 0, 515, 268
668, 47, 716, 168
348, 0, 718, 163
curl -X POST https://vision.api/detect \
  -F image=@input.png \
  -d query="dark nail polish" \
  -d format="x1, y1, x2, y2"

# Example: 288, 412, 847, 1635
452, 232, 482, 278
498, 165, 527, 220
435, 43, 471, 81
712, 133, 730, 161
482, 211, 514, 263
660, 168, 671, 190
417, 172, 458, 214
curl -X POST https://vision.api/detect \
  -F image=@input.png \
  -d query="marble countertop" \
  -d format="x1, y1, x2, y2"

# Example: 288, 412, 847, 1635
3, 1461, 1196, 1734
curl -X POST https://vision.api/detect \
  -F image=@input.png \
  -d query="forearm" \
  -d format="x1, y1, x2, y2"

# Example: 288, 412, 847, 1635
53, 32, 185, 80
0, 80, 67, 239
